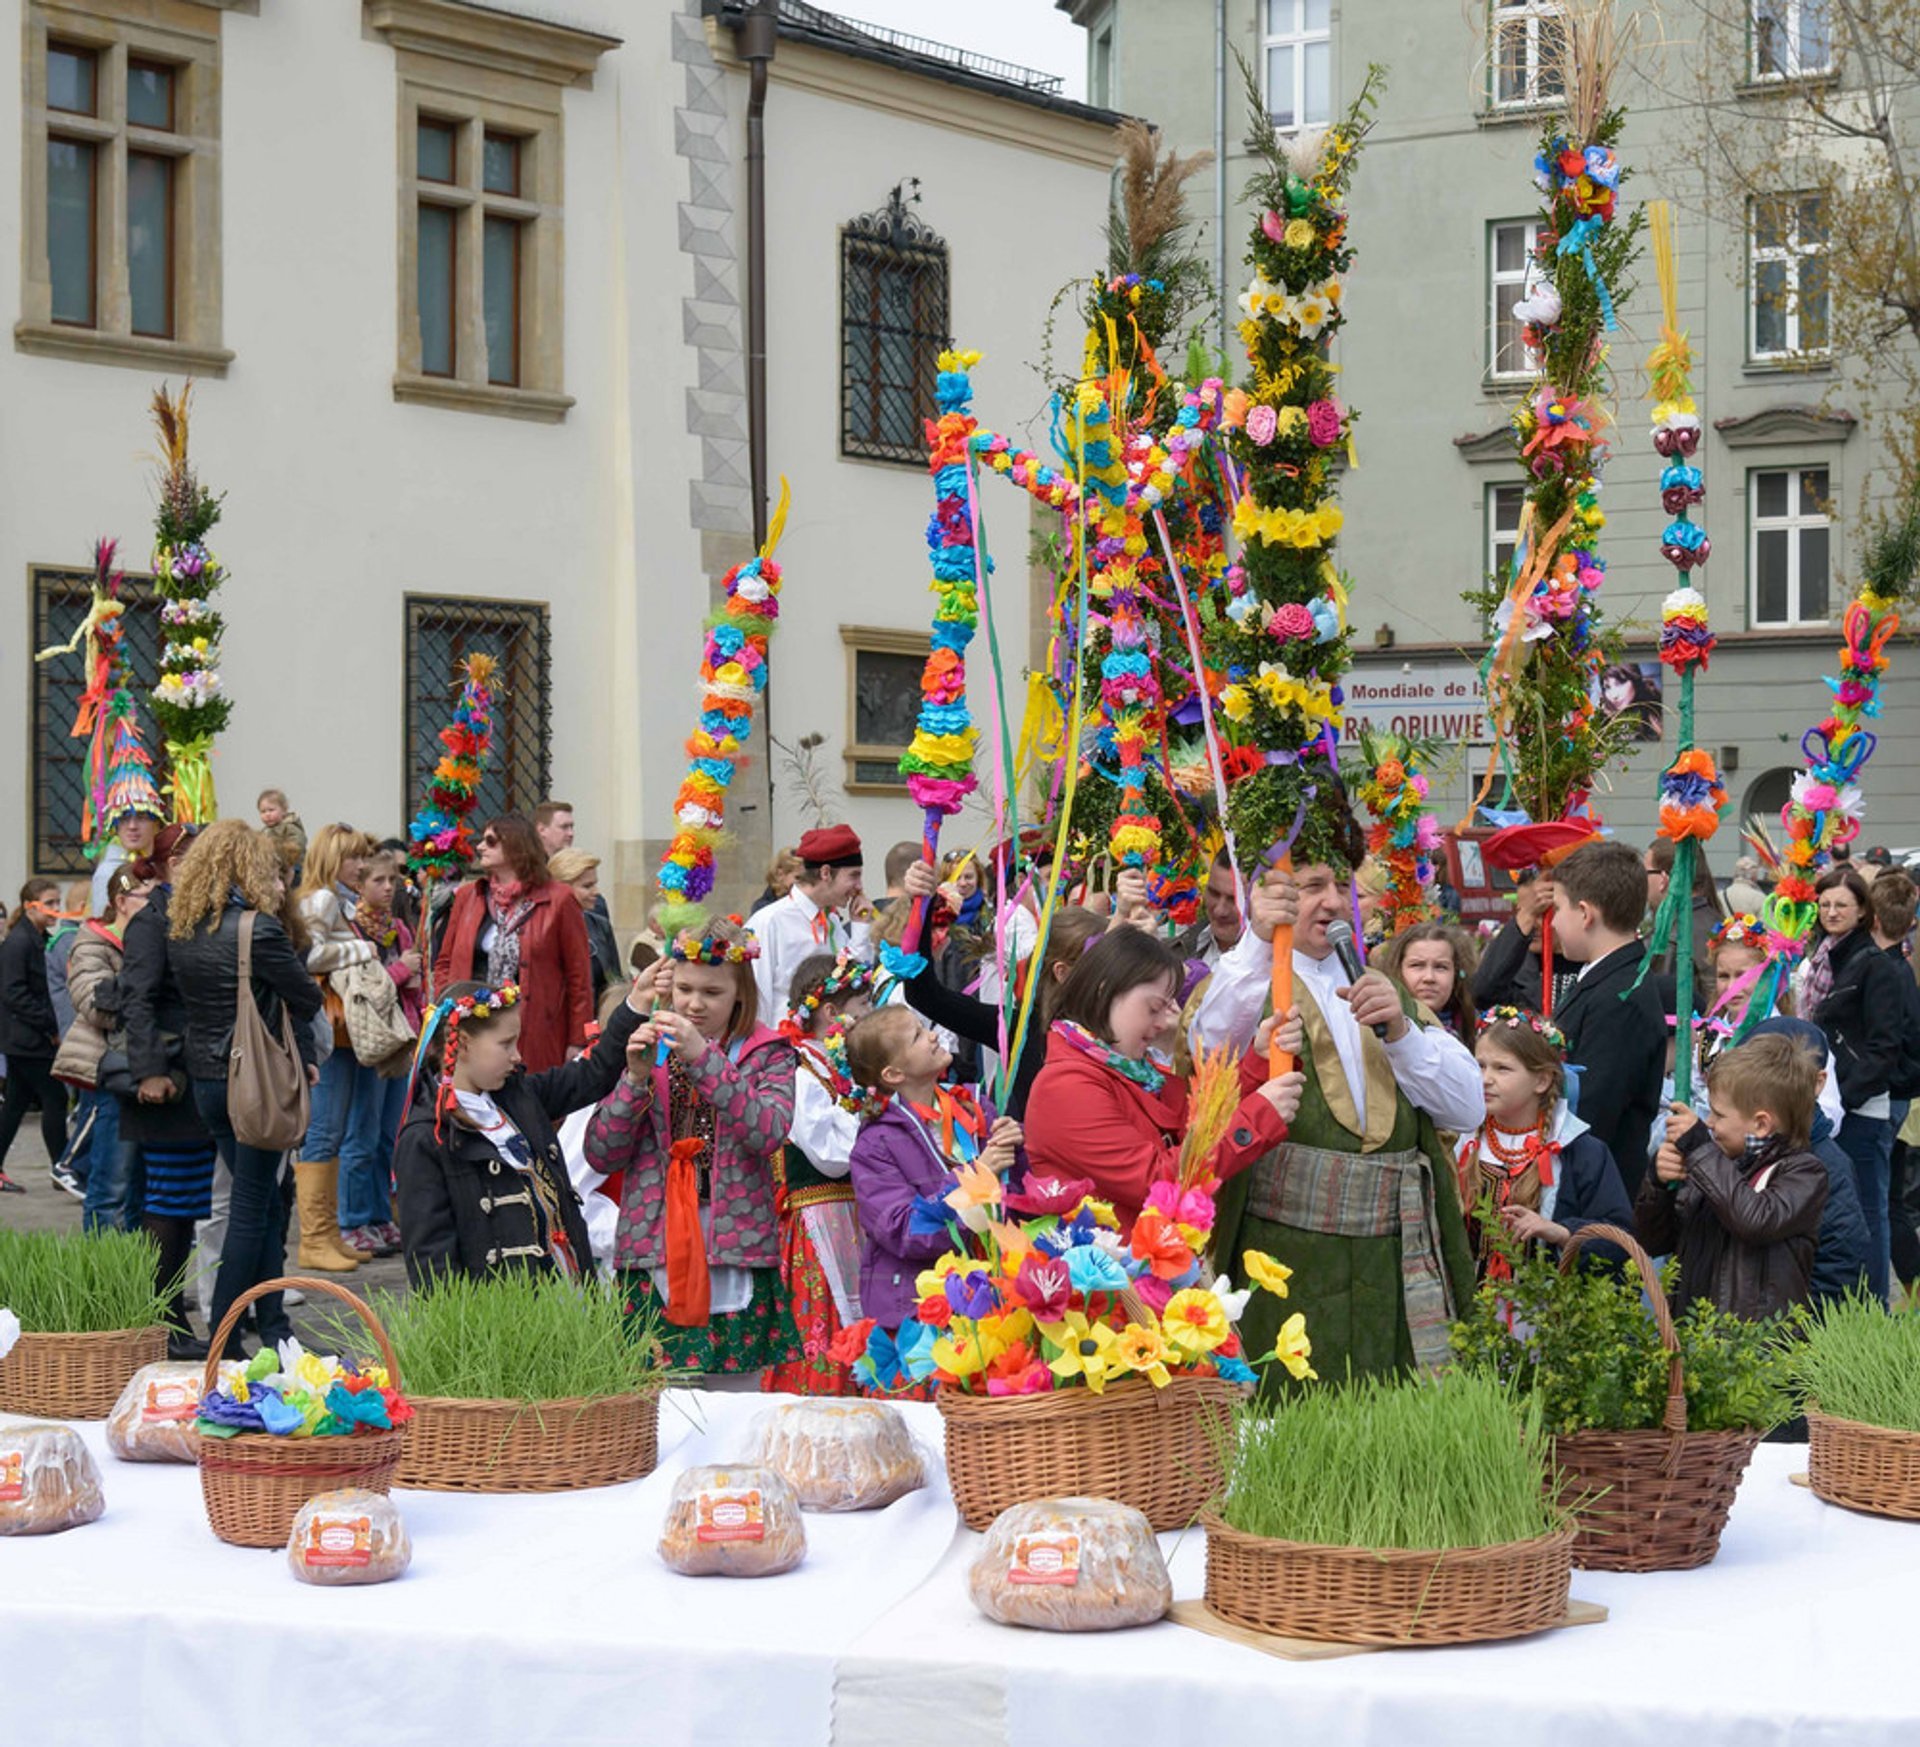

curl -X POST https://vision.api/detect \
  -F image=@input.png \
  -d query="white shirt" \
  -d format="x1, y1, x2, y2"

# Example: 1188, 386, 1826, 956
787, 1055, 859, 1176
1192, 928, 1486, 1133
745, 887, 872, 1020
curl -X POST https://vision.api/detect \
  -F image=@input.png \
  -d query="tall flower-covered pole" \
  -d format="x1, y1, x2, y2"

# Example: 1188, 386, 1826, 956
33, 537, 133, 857
1642, 202, 1723, 1102
406, 653, 498, 1006
1207, 65, 1383, 1068
147, 383, 229, 824
655, 481, 791, 934
1353, 730, 1441, 936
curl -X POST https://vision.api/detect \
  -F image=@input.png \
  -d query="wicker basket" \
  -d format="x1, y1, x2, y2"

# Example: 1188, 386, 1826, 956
1202, 1516, 1576, 1645
196, 1277, 405, 1548
1807, 1407, 1920, 1520
0, 1325, 168, 1420
397, 1391, 661, 1492
938, 1372, 1242, 1532
1546, 1224, 1762, 1572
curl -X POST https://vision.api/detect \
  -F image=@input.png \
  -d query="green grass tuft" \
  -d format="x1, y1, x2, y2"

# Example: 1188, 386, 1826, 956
0, 1227, 173, 1333
1217, 1371, 1563, 1552
1796, 1294, 1920, 1433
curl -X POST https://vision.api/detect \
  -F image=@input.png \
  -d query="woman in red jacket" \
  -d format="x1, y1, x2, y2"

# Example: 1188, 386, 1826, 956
434, 812, 591, 1074
1022, 930, 1305, 1232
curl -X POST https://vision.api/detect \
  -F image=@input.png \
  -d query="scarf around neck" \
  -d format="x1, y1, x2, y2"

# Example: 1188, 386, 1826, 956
1050, 1018, 1170, 1094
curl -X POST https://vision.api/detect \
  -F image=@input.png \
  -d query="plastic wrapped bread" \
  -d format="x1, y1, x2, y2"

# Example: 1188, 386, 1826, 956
106, 1363, 205, 1464
658, 1465, 806, 1577
0, 1419, 105, 1536
288, 1489, 412, 1586
968, 1497, 1171, 1631
749, 1401, 927, 1512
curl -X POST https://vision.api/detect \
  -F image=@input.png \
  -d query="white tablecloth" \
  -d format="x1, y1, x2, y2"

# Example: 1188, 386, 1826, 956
3, 1408, 1914, 1747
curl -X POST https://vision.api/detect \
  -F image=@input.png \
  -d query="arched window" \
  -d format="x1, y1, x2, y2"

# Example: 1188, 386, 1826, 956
840, 181, 950, 465
1743, 764, 1796, 830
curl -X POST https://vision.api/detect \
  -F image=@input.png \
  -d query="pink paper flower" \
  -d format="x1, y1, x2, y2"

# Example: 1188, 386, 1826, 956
1246, 404, 1278, 447
1270, 603, 1316, 642
1306, 399, 1343, 447
1260, 209, 1288, 244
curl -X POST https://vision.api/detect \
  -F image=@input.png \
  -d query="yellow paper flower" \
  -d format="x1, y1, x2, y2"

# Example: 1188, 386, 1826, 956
1113, 1321, 1174, 1387
1284, 217, 1315, 248
1242, 1250, 1294, 1300
1275, 405, 1309, 439
933, 1317, 991, 1378
913, 1252, 966, 1300
1270, 1312, 1317, 1381
1042, 1311, 1122, 1394
1220, 684, 1252, 724
1161, 1289, 1229, 1359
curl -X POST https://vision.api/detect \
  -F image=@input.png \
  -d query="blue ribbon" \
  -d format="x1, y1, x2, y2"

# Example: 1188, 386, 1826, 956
1557, 217, 1617, 330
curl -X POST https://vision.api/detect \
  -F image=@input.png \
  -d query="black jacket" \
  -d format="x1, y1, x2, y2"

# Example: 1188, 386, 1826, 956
166, 900, 323, 1083
1554, 939, 1667, 1201
1812, 927, 1906, 1111
1809, 1110, 1873, 1308
395, 996, 641, 1286
0, 917, 57, 1057
1634, 1123, 1827, 1322
1468, 920, 1578, 1017
901, 959, 1046, 1119
112, 887, 211, 1145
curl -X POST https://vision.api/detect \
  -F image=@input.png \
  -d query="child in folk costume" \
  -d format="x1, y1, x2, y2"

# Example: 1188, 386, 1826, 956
583, 916, 802, 1379
393, 978, 645, 1286
1457, 1007, 1633, 1275
766, 951, 876, 1395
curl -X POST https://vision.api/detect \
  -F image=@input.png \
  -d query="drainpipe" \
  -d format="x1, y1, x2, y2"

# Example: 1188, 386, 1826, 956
1215, 0, 1227, 359
740, 0, 775, 551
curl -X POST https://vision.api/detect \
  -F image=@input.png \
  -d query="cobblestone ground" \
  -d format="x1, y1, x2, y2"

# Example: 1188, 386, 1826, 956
0, 1121, 410, 1349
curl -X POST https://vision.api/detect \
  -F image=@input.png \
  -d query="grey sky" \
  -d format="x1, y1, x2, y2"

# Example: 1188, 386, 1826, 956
823, 0, 1088, 98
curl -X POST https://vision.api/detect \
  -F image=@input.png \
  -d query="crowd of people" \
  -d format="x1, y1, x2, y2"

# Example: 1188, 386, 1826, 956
3, 780, 1915, 1402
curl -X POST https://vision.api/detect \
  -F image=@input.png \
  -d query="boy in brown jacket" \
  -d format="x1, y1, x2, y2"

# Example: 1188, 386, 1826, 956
1636, 1031, 1828, 1321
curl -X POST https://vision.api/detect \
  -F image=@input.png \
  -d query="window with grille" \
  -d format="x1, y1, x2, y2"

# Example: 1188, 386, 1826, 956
1488, 219, 1547, 379
403, 596, 551, 830
841, 624, 929, 791
1490, 0, 1566, 109
30, 566, 166, 875
841, 184, 950, 466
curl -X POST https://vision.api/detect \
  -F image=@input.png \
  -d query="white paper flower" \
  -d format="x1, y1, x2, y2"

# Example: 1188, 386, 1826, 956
1205, 1274, 1252, 1323
1511, 282, 1562, 329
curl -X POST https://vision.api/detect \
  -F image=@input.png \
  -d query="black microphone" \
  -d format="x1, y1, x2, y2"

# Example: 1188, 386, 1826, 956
1325, 919, 1390, 1040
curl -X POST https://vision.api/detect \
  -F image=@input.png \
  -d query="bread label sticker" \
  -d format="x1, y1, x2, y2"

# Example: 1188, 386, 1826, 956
0, 1450, 21, 1502
143, 1380, 197, 1424
695, 1488, 766, 1543
303, 1516, 373, 1567
1009, 1532, 1081, 1586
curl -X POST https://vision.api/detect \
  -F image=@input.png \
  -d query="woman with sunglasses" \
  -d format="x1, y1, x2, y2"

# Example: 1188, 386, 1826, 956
434, 812, 592, 1076
1019, 929, 1306, 1235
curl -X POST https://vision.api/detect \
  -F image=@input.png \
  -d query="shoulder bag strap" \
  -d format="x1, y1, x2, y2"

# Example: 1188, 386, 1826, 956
236, 909, 255, 1015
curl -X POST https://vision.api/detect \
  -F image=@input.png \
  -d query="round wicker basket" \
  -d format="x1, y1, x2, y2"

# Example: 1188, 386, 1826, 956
396, 1391, 661, 1492
196, 1277, 405, 1549
937, 1372, 1242, 1532
0, 1325, 168, 1420
1547, 1224, 1761, 1572
1202, 1517, 1576, 1645
1807, 1407, 1920, 1521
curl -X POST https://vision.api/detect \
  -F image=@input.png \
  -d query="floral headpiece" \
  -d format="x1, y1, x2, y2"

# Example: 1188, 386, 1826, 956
1477, 1005, 1567, 1054
408, 981, 520, 1136
669, 914, 759, 966
783, 953, 873, 1034
1709, 913, 1767, 955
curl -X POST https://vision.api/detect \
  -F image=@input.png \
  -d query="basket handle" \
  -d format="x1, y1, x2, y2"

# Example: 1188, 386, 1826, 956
1555, 1221, 1687, 1442
200, 1275, 402, 1398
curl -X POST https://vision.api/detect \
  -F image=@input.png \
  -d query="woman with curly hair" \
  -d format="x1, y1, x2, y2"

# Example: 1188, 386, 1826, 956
167, 821, 324, 1357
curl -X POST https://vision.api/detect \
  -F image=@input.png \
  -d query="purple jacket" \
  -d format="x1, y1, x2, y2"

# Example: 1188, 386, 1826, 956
849, 1096, 1021, 1331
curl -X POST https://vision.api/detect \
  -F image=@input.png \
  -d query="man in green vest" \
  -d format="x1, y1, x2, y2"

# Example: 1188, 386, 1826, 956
1196, 856, 1482, 1393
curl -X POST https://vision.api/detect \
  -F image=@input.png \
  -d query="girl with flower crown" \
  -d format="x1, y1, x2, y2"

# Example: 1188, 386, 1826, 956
583, 916, 802, 1379
1021, 930, 1306, 1235
394, 976, 645, 1286
765, 950, 875, 1395
1456, 1008, 1632, 1277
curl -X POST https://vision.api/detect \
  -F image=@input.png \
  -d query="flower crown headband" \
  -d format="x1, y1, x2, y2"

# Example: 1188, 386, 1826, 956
1477, 1005, 1567, 1053
784, 954, 874, 1031
1708, 912, 1767, 954
408, 982, 521, 1137
669, 914, 760, 966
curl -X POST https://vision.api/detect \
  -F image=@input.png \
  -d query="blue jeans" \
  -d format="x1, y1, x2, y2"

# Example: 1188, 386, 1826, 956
193, 1078, 292, 1357
79, 1093, 132, 1232
306, 1051, 390, 1230
1839, 1111, 1894, 1304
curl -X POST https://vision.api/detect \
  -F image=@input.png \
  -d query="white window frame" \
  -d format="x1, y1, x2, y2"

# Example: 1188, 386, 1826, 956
1263, 0, 1331, 134
1489, 0, 1565, 110
1488, 218, 1546, 381
1749, 466, 1832, 628
1750, 0, 1833, 81
1088, 19, 1114, 109
1487, 481, 1527, 586
1749, 192, 1829, 362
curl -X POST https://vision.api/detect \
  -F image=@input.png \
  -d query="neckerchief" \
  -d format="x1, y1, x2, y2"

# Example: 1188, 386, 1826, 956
1049, 1018, 1171, 1094
485, 882, 535, 983
906, 1084, 987, 1165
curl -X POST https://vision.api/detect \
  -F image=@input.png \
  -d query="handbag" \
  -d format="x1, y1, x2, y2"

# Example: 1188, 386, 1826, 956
97, 1033, 187, 1101
228, 910, 312, 1151
332, 954, 416, 1075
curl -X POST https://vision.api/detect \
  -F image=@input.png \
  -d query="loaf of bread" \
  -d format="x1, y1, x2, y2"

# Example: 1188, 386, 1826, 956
658, 1464, 806, 1577
750, 1401, 927, 1512
0, 1418, 106, 1536
968, 1497, 1171, 1631
287, 1489, 412, 1586
106, 1363, 205, 1464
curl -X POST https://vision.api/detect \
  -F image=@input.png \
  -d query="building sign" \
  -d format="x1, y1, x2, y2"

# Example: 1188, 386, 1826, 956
1340, 665, 1490, 745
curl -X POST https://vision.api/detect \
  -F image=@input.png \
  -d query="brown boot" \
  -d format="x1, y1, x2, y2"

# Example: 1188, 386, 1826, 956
294, 1158, 363, 1271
